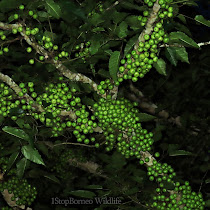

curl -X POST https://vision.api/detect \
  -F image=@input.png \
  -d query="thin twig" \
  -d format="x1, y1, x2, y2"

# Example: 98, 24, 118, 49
159, 41, 210, 48
105, 0, 125, 11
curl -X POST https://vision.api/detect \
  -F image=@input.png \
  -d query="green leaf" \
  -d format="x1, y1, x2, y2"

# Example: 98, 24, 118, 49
110, 151, 126, 169
109, 51, 120, 82
8, 15, 15, 23
68, 190, 96, 199
62, 41, 71, 49
132, 176, 144, 183
177, 14, 187, 24
124, 35, 139, 55
89, 35, 101, 55
6, 151, 19, 172
168, 144, 179, 152
44, 112, 54, 119
162, 181, 175, 190
137, 113, 157, 122
104, 50, 113, 56
124, 187, 139, 196
43, 31, 57, 41
154, 131, 162, 142
36, 142, 49, 157
205, 179, 210, 184
82, 97, 95, 106
153, 58, 167, 76
2, 126, 31, 142
0, 115, 4, 125
121, 2, 146, 11
0, 0, 19, 12
21, 145, 45, 165
205, 200, 210, 207
44, 174, 60, 184
37, 11, 49, 19
69, 82, 81, 91
0, 146, 20, 157
169, 150, 193, 156
169, 32, 199, 48
28, 168, 45, 178
90, 14, 104, 26
195, 15, 210, 27
0, 13, 5, 21
45, 0, 62, 19
116, 21, 128, 38
165, 47, 177, 66
175, 22, 192, 37
8, 107, 24, 116
79, 83, 92, 93
16, 158, 28, 178
184, 1, 198, 6
125, 16, 141, 30
15, 119, 31, 130
173, 47, 189, 63
59, 1, 86, 21
83, 185, 103, 190
98, 69, 110, 78
112, 11, 128, 24
92, 27, 105, 33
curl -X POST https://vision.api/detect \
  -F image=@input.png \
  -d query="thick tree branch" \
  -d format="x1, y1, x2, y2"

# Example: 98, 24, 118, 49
0, 72, 77, 120
128, 81, 182, 126
134, 0, 161, 51
0, 22, 106, 98
0, 72, 44, 112
159, 41, 210, 48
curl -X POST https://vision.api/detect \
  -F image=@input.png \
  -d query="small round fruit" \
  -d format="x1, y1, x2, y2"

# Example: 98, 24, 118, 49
29, 59, 35, 64
46, 37, 51, 42
3, 47, 9, 53
18, 27, 23, 32
154, 152, 160, 158
39, 56, 44, 61
53, 45, 58, 50
19, 5, 25, 10
144, 34, 150, 40
28, 82, 34, 88
27, 47, 32, 53
33, 14, 38, 19
14, 14, 19, 19
12, 28, 18, 34
1, 35, 6, 40
29, 11, 34, 16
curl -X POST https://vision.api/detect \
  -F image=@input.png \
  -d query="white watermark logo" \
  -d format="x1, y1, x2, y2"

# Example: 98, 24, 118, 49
51, 197, 121, 206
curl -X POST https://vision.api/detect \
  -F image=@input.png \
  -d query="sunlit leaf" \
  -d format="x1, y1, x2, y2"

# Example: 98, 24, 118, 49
2, 126, 31, 142
169, 150, 193, 156
124, 35, 138, 55
173, 47, 189, 63
21, 145, 45, 165
195, 15, 210, 27
169, 32, 199, 48
153, 58, 167, 76
165, 47, 177, 66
